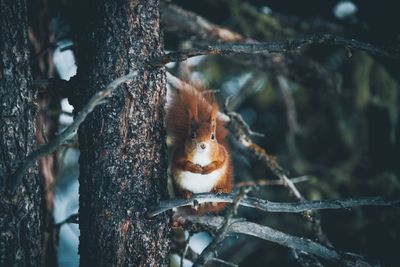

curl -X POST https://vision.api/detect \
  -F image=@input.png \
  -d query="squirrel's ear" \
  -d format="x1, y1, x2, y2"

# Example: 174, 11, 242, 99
188, 101, 198, 122
209, 105, 218, 123
188, 110, 196, 129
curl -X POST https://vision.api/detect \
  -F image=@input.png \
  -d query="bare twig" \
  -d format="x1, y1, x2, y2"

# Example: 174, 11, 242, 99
161, 3, 243, 42
147, 193, 400, 217
7, 71, 138, 193
235, 176, 308, 188
193, 187, 251, 267
54, 213, 79, 228
275, 75, 301, 158
225, 109, 303, 199
179, 215, 341, 261
225, 73, 264, 111
162, 3, 338, 92
178, 215, 378, 266
153, 33, 400, 66
209, 258, 238, 267
180, 234, 190, 267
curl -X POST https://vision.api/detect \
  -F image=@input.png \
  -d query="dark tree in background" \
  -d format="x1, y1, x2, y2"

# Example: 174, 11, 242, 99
0, 0, 42, 266
71, 0, 170, 266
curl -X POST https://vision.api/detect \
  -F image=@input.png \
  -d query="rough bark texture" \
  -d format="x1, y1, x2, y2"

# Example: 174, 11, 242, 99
73, 0, 170, 266
0, 0, 42, 266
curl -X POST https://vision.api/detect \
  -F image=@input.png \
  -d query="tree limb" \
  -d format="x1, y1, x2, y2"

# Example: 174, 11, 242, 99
153, 33, 400, 66
7, 71, 138, 194
162, 3, 338, 92
161, 2, 243, 42
147, 192, 400, 217
178, 215, 379, 266
177, 215, 341, 261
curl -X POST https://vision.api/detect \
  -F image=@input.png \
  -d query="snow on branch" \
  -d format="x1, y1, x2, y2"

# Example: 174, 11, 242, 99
7, 71, 138, 194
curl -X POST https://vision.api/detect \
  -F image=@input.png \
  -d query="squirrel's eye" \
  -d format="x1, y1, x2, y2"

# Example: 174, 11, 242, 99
211, 133, 215, 140
191, 132, 195, 139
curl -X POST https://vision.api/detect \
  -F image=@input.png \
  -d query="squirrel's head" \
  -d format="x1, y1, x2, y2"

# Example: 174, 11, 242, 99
185, 106, 218, 155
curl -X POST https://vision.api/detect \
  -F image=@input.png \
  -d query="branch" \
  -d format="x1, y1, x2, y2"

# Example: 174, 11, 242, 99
235, 176, 308, 188
179, 215, 379, 266
162, 3, 338, 92
193, 187, 251, 267
177, 215, 342, 261
54, 213, 79, 228
7, 71, 138, 194
154, 33, 400, 66
161, 2, 243, 42
225, 109, 303, 200
209, 258, 238, 267
147, 192, 400, 217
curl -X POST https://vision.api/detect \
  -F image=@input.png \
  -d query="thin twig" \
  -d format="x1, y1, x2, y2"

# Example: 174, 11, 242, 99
7, 71, 138, 194
54, 213, 79, 228
147, 193, 400, 217
192, 187, 252, 267
209, 258, 238, 267
161, 3, 244, 42
153, 33, 400, 66
225, 108, 303, 200
235, 176, 308, 188
275, 75, 301, 158
180, 234, 191, 267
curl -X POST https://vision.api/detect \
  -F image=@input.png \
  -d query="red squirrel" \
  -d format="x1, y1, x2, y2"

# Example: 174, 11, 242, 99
166, 82, 233, 213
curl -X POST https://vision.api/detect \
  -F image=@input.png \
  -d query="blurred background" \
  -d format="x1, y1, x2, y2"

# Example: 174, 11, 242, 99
29, 0, 399, 266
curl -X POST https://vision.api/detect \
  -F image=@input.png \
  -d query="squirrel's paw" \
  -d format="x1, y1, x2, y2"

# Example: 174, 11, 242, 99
214, 188, 225, 195
182, 190, 193, 199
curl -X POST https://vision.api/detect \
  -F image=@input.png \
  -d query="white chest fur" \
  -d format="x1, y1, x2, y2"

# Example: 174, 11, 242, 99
191, 149, 212, 166
177, 168, 223, 193
175, 149, 223, 193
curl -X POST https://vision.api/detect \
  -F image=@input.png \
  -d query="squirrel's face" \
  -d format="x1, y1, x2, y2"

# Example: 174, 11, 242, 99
186, 120, 217, 155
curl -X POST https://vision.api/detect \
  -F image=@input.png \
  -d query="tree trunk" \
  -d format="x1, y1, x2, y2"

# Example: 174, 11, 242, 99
72, 0, 170, 266
0, 0, 42, 266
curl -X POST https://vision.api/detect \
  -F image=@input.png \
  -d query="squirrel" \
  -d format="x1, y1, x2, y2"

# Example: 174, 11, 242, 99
166, 81, 233, 213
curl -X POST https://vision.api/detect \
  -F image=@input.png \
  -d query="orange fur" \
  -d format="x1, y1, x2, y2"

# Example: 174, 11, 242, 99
166, 82, 233, 214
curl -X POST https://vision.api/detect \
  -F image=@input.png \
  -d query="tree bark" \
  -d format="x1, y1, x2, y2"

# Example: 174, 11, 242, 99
73, 0, 170, 266
0, 0, 42, 266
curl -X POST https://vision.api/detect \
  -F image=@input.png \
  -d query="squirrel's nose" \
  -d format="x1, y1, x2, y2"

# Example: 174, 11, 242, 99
200, 143, 206, 149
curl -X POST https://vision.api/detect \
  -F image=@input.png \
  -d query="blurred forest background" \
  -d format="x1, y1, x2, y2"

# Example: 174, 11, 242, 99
25, 0, 399, 266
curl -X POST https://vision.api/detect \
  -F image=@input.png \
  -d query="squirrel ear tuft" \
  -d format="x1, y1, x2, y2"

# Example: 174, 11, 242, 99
209, 105, 218, 124
188, 110, 196, 129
